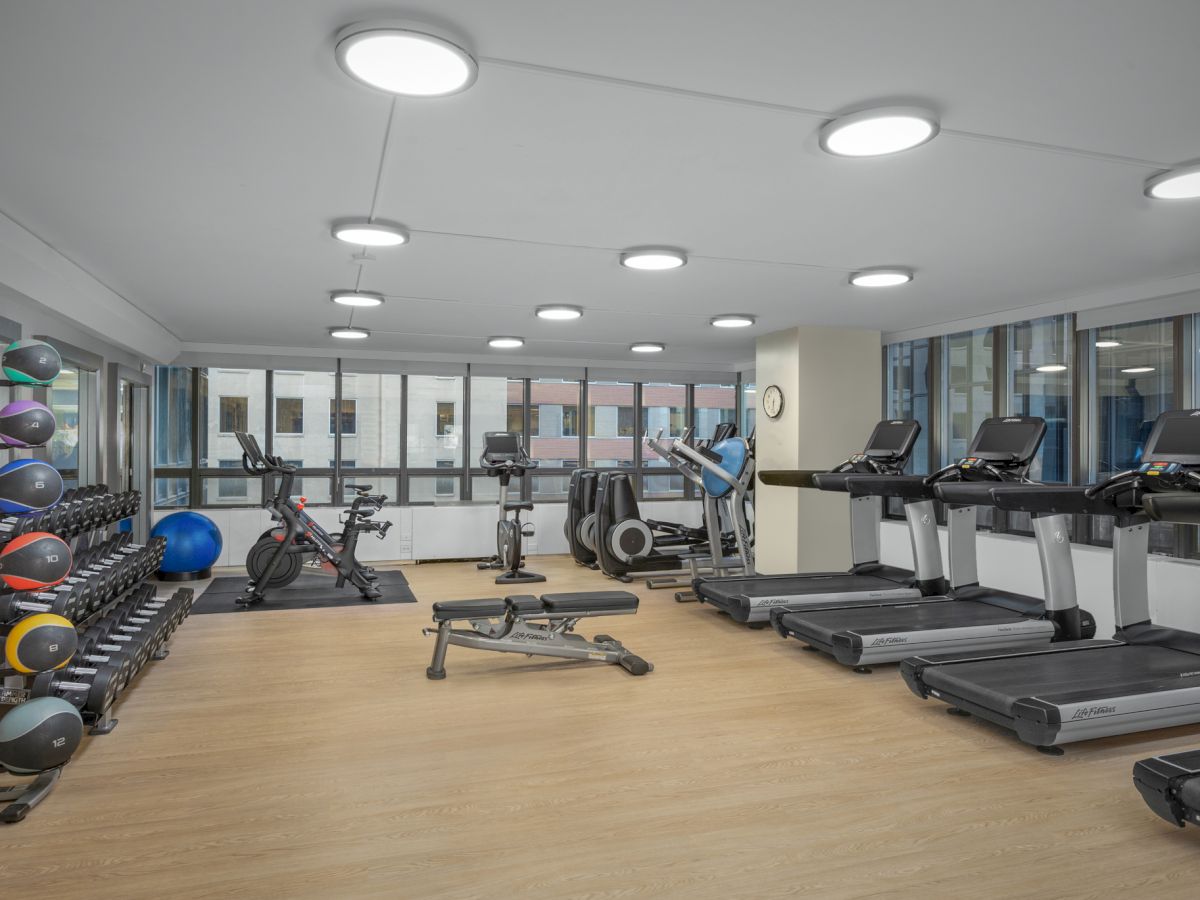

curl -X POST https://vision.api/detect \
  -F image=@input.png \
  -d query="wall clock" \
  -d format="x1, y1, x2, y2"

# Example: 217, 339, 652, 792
762, 384, 784, 419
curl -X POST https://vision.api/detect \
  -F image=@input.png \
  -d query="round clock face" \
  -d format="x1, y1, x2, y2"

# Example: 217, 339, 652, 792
763, 384, 784, 419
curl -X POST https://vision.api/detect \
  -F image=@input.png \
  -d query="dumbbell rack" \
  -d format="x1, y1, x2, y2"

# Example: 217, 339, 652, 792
0, 488, 196, 823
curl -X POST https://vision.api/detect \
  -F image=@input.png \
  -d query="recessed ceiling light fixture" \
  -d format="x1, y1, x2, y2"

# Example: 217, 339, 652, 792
1145, 163, 1200, 200
488, 336, 524, 349
711, 314, 756, 328
630, 342, 665, 353
1122, 366, 1156, 374
620, 248, 687, 270
1036, 364, 1068, 373
331, 220, 409, 246
850, 267, 913, 288
329, 326, 370, 339
335, 24, 477, 97
331, 290, 385, 307
1095, 340, 1122, 349
820, 106, 940, 157
535, 305, 583, 321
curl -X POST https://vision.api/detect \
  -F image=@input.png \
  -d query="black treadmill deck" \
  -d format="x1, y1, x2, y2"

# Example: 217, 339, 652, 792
922, 644, 1200, 716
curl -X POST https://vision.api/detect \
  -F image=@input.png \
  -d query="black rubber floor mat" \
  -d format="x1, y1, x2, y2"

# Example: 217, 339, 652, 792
189, 569, 416, 614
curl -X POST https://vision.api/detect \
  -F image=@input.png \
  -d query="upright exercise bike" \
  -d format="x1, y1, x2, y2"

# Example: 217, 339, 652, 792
476, 431, 545, 585
234, 432, 391, 606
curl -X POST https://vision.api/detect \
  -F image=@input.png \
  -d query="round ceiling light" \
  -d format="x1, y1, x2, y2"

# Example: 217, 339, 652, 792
488, 336, 524, 349
331, 290, 385, 307
620, 248, 687, 270
820, 107, 940, 157
535, 305, 583, 321
1036, 364, 1068, 373
329, 326, 370, 340
1095, 340, 1122, 348
711, 314, 756, 328
630, 342, 665, 353
1122, 366, 1156, 374
1145, 164, 1200, 200
850, 267, 913, 288
332, 220, 409, 247
335, 25, 477, 97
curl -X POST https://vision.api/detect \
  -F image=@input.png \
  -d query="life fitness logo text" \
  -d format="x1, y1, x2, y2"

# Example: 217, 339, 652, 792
1070, 705, 1116, 720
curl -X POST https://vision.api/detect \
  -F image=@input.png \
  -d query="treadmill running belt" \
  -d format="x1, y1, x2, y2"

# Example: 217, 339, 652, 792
700, 572, 909, 601
922, 645, 1200, 716
781, 600, 1033, 645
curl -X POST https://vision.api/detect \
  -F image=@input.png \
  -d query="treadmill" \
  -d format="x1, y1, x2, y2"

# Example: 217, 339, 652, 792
692, 419, 946, 625
1134, 750, 1200, 828
902, 409, 1200, 754
771, 417, 1095, 669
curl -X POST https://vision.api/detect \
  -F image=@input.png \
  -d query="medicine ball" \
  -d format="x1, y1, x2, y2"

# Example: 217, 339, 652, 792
0, 532, 72, 591
0, 459, 64, 515
3, 614, 77, 674
1, 339, 62, 386
0, 697, 84, 774
0, 400, 56, 449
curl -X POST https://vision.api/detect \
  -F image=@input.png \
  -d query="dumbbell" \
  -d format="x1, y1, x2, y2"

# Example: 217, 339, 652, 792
30, 662, 122, 719
0, 585, 84, 623
70, 633, 135, 690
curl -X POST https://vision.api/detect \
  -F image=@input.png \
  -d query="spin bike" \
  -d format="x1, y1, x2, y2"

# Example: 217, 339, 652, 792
476, 432, 545, 585
234, 432, 392, 606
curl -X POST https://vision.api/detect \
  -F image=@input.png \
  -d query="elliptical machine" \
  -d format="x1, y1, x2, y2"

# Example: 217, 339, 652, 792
476, 432, 545, 585
233, 432, 390, 606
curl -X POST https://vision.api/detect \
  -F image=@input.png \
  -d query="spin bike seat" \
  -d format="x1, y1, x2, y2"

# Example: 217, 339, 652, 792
346, 483, 373, 493
504, 500, 534, 512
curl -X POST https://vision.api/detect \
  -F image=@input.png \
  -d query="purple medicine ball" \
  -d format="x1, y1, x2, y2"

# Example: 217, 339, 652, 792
0, 400, 57, 448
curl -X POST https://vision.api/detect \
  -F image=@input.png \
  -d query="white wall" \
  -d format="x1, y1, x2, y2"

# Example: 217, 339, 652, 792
755, 326, 881, 574
879, 520, 1200, 638
152, 499, 702, 568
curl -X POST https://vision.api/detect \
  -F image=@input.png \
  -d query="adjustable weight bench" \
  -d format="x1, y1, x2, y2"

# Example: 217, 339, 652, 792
423, 591, 653, 679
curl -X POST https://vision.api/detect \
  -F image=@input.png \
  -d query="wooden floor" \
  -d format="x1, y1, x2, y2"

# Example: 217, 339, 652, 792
2, 555, 1199, 898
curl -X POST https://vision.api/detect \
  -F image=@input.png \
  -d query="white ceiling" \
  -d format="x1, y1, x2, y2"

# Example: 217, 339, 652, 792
1, 0, 1199, 368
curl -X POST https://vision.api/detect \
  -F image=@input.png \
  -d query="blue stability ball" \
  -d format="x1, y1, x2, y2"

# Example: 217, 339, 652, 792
151, 511, 223, 580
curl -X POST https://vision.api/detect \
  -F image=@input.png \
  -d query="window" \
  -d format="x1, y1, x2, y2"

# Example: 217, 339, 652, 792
562, 404, 579, 437
1091, 318, 1174, 477
529, 379, 581, 479
1010, 316, 1072, 483
275, 397, 303, 434
587, 382, 634, 467
217, 458, 247, 499
886, 339, 932, 475
617, 406, 635, 437
1089, 317, 1177, 553
942, 328, 994, 465
154, 366, 192, 468
200, 369, 266, 473
694, 383, 737, 442
435, 459, 456, 497
219, 396, 248, 433
408, 375, 464, 467
341, 372, 401, 470
740, 383, 756, 438
641, 383, 686, 468
330, 399, 356, 435
469, 376, 523, 465
48, 365, 81, 475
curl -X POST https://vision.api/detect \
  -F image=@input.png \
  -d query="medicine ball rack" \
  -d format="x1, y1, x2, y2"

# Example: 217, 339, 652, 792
0, 487, 196, 823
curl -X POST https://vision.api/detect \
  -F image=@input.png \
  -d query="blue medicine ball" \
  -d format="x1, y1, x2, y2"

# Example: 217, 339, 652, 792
151, 511, 222, 580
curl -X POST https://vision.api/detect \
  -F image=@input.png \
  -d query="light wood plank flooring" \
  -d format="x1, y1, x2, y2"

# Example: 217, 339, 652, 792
1, 555, 1198, 898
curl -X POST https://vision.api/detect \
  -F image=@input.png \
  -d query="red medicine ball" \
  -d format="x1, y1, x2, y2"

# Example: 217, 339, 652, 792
0, 532, 72, 591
